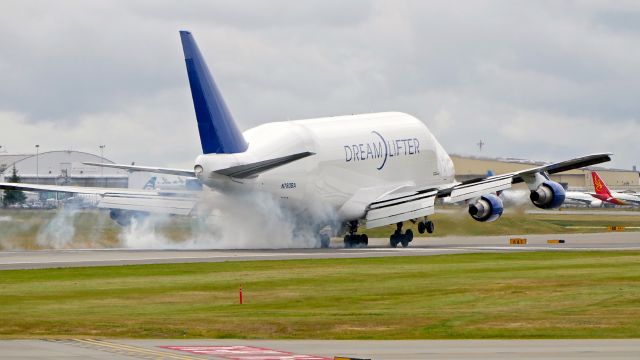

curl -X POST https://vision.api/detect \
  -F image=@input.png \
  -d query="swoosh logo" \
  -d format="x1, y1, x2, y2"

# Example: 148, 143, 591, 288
371, 131, 388, 170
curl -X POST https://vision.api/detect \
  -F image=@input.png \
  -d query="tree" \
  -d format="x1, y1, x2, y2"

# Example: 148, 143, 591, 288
2, 166, 26, 208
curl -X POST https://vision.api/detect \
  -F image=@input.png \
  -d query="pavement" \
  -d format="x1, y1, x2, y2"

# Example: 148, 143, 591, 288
2, 339, 640, 359
1, 232, 639, 270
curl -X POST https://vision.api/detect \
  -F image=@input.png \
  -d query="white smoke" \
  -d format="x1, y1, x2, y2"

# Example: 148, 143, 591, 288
2, 188, 339, 250
500, 189, 531, 208
120, 190, 339, 249
36, 206, 79, 248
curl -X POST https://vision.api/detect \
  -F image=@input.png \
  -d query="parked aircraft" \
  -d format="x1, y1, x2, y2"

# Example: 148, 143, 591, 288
591, 171, 640, 206
563, 190, 603, 207
0, 31, 612, 248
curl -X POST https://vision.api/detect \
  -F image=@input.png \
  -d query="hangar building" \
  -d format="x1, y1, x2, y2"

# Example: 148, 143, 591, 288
0, 150, 128, 188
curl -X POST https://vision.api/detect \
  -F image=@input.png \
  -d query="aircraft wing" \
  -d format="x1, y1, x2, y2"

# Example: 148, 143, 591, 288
0, 182, 201, 216
364, 153, 611, 228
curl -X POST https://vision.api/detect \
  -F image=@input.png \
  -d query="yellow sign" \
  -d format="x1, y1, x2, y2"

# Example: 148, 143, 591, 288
547, 239, 565, 244
510, 238, 527, 245
608, 226, 625, 231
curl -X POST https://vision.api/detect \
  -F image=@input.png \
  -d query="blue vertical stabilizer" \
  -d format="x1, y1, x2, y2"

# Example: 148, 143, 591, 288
180, 31, 248, 154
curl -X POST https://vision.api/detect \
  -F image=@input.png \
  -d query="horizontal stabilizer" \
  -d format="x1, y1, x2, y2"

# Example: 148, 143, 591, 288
215, 151, 315, 178
83, 162, 196, 178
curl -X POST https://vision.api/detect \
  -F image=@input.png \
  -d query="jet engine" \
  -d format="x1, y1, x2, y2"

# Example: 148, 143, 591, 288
109, 209, 149, 227
529, 180, 566, 209
468, 194, 504, 222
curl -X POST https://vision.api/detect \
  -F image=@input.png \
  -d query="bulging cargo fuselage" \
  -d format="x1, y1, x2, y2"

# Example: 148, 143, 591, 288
194, 111, 455, 222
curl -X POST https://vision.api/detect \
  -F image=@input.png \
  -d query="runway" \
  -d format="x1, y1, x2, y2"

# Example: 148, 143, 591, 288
1, 232, 639, 270
3, 339, 640, 359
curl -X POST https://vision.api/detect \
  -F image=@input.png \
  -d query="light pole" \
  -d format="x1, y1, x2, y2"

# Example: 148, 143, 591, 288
99, 145, 105, 186
35, 144, 40, 184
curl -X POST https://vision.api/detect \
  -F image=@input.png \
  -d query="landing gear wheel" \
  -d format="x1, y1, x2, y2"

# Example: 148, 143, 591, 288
418, 221, 426, 234
390, 234, 399, 248
344, 234, 368, 248
426, 221, 435, 234
344, 235, 353, 248
405, 229, 413, 242
400, 229, 412, 247
320, 234, 330, 248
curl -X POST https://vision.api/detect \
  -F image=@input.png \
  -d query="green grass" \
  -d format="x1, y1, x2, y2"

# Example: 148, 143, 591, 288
1, 252, 639, 339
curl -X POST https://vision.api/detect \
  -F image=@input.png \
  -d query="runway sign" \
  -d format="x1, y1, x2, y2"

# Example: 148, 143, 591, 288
510, 238, 527, 245
608, 226, 626, 231
547, 239, 565, 244
161, 345, 330, 360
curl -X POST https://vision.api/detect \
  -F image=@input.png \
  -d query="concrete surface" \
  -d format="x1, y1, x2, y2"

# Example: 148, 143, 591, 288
2, 339, 640, 359
0, 232, 639, 270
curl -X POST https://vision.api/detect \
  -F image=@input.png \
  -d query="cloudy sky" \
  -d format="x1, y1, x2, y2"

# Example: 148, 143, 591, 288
1, 0, 639, 170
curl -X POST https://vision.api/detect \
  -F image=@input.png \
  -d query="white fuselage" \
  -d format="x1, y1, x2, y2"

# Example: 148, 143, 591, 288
195, 112, 455, 222
564, 191, 603, 207
606, 191, 640, 206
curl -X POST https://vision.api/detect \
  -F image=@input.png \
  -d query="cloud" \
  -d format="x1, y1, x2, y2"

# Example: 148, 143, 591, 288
0, 0, 638, 169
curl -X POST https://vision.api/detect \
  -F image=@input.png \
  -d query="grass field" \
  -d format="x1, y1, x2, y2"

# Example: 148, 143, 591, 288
1, 252, 639, 339
2, 208, 640, 249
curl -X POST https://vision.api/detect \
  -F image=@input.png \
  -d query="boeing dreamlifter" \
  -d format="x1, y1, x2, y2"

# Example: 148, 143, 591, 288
0, 31, 612, 248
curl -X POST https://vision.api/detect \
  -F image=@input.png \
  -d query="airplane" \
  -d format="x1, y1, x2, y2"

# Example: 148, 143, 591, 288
563, 190, 603, 208
0, 30, 612, 248
590, 171, 640, 206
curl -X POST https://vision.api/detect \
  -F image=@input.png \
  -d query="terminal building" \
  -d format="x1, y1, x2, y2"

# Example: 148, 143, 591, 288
0, 150, 128, 188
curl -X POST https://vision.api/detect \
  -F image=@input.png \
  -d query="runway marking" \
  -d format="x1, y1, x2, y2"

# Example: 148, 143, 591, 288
74, 339, 202, 359
162, 345, 330, 360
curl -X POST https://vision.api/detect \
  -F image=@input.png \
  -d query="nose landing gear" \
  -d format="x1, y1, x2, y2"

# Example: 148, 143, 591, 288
343, 220, 369, 248
390, 222, 414, 248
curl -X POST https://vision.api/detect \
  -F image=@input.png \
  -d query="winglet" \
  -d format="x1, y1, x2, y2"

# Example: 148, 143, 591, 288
591, 171, 611, 196
180, 30, 248, 154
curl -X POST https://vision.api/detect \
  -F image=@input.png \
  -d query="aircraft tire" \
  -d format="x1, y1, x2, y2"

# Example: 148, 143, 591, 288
390, 234, 399, 248
343, 235, 352, 248
418, 221, 426, 234
361, 234, 368, 246
426, 221, 435, 234
405, 229, 413, 242
400, 237, 410, 247
320, 234, 330, 248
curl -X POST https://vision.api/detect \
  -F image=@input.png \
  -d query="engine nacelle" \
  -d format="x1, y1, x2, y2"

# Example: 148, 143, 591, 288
468, 194, 504, 222
529, 180, 565, 209
109, 209, 149, 227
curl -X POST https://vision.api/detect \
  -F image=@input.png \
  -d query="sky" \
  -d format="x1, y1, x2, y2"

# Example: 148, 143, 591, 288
1, 0, 639, 170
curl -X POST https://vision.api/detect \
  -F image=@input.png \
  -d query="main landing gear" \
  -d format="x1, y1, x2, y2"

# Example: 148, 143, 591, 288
389, 218, 434, 248
417, 218, 435, 234
344, 220, 368, 248
390, 222, 413, 248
